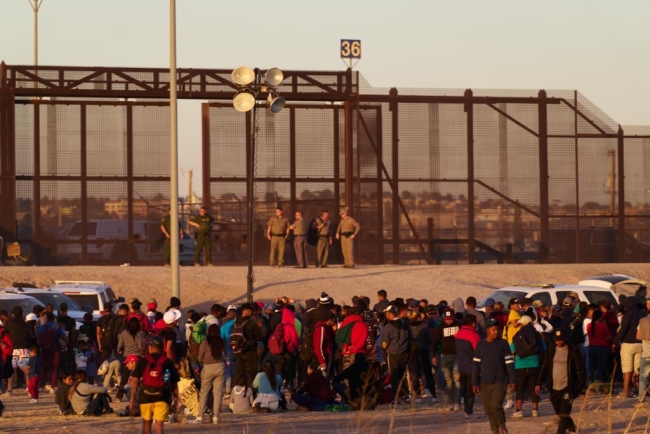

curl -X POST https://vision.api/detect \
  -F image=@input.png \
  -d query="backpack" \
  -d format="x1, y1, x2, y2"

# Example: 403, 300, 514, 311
512, 325, 541, 359
40, 324, 60, 352
229, 320, 250, 354
567, 316, 586, 346
78, 323, 95, 342
143, 328, 167, 355
335, 321, 356, 351
191, 320, 207, 346
299, 329, 315, 362
140, 354, 168, 399
268, 323, 287, 356
98, 314, 115, 347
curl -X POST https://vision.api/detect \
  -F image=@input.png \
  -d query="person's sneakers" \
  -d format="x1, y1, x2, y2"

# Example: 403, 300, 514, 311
532, 409, 539, 417
430, 396, 440, 404
503, 399, 514, 410
512, 410, 524, 418
28, 399, 38, 404
453, 404, 461, 412
320, 265, 328, 268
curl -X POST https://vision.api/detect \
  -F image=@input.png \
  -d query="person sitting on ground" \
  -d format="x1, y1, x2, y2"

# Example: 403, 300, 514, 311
229, 373, 254, 414
252, 360, 283, 412
55, 373, 74, 415
69, 370, 112, 416
292, 361, 337, 411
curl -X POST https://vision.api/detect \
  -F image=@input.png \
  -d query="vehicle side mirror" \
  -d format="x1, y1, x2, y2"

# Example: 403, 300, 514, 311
82, 305, 93, 314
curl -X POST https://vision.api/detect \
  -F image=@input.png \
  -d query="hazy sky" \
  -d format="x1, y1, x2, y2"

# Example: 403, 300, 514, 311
2, 0, 649, 195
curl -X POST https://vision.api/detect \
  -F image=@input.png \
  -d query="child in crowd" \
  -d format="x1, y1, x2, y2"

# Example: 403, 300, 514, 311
84, 341, 97, 385
229, 373, 254, 414
74, 340, 88, 371
55, 373, 74, 415
23, 345, 41, 404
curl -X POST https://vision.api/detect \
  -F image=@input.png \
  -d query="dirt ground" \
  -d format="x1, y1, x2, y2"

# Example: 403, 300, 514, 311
0, 263, 649, 433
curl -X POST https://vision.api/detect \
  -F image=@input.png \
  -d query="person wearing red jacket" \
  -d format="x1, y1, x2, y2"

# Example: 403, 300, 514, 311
124, 300, 150, 333
313, 312, 335, 375
455, 314, 480, 417
0, 322, 14, 381
338, 303, 369, 372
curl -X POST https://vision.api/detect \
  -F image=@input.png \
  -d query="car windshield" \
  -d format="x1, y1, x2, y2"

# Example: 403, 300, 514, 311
63, 294, 99, 311
477, 290, 527, 308
0, 298, 44, 317
27, 293, 83, 311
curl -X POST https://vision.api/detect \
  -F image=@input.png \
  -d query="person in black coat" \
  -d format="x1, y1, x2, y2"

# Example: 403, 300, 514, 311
536, 329, 586, 434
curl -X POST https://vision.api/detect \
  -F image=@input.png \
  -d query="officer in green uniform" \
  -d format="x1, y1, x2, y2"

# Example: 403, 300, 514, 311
189, 206, 215, 266
160, 208, 184, 266
335, 207, 360, 268
266, 207, 289, 267
289, 211, 309, 268
315, 210, 332, 268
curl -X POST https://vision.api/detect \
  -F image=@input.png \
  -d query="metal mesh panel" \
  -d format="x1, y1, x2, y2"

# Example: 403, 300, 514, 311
295, 108, 335, 178
257, 110, 290, 179
210, 109, 246, 178
577, 138, 618, 213
87, 105, 127, 177
40, 103, 81, 176
15, 103, 33, 176
133, 105, 170, 177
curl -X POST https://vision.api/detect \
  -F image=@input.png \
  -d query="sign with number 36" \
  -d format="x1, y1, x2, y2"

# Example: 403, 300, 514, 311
340, 40, 361, 59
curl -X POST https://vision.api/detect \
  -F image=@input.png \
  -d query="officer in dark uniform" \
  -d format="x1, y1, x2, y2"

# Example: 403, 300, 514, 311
266, 207, 289, 267
160, 208, 184, 266
189, 206, 214, 266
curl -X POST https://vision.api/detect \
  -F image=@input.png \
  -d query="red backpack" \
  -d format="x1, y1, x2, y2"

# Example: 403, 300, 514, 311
141, 354, 167, 399
40, 324, 60, 352
268, 323, 287, 356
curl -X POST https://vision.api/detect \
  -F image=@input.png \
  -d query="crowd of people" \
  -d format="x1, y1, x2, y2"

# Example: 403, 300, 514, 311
0, 285, 648, 434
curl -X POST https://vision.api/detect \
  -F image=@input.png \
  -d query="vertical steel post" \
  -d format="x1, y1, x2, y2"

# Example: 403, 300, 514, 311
80, 104, 88, 261
465, 89, 475, 264
617, 126, 626, 262
333, 107, 341, 208
169, 0, 180, 298
376, 108, 384, 264
246, 74, 259, 303
201, 103, 211, 208
574, 91, 580, 262
344, 98, 354, 210
390, 88, 399, 264
538, 90, 550, 262
126, 104, 134, 249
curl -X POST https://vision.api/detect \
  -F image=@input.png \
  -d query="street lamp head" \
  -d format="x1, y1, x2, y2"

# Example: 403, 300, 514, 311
267, 92, 285, 113
264, 67, 284, 87
231, 66, 255, 86
233, 89, 256, 112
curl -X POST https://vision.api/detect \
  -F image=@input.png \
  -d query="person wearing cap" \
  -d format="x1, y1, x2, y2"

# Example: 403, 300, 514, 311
472, 318, 516, 434
536, 329, 586, 434
508, 298, 521, 313
129, 336, 180, 432
120, 354, 141, 415
160, 207, 185, 266
188, 206, 215, 267
125, 299, 151, 334
335, 207, 360, 269
510, 314, 545, 418
314, 210, 332, 268
381, 305, 410, 403
289, 211, 309, 268
266, 207, 289, 268
432, 307, 462, 411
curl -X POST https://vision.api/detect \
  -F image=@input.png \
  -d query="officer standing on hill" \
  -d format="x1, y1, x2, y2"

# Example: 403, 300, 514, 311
315, 210, 332, 268
160, 208, 184, 267
335, 207, 360, 269
189, 206, 214, 266
267, 207, 289, 267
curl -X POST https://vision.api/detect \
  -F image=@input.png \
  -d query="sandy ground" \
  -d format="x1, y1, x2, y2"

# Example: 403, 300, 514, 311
0, 263, 649, 433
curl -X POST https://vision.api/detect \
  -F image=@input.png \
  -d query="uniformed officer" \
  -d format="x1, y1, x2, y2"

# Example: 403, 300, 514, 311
315, 210, 332, 268
289, 211, 309, 268
266, 207, 289, 267
335, 207, 360, 268
160, 208, 184, 266
188, 206, 214, 266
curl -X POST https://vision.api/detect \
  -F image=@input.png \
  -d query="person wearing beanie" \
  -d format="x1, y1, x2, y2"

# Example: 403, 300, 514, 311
305, 293, 335, 332
432, 307, 462, 411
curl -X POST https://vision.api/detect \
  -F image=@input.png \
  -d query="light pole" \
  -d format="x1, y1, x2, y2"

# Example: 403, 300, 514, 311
27, 0, 43, 66
169, 0, 180, 298
230, 67, 285, 302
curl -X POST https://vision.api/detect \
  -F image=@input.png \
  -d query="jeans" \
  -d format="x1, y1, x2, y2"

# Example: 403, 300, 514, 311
199, 362, 226, 416
550, 388, 576, 434
578, 344, 589, 387
639, 356, 650, 403
103, 360, 122, 388
387, 353, 409, 401
440, 354, 460, 405
224, 352, 236, 394
459, 372, 474, 415
588, 345, 608, 385
481, 383, 507, 434
235, 351, 259, 387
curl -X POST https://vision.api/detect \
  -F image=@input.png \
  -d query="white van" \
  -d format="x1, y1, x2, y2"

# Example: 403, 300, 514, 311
63, 219, 195, 265
477, 283, 619, 310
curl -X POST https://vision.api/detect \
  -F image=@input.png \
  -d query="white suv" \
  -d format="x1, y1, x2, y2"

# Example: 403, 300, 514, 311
0, 293, 45, 317
7, 284, 98, 322
49, 281, 125, 316
477, 283, 619, 310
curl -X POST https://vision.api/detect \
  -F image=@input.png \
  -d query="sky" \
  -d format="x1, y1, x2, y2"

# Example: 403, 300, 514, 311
1, 0, 649, 197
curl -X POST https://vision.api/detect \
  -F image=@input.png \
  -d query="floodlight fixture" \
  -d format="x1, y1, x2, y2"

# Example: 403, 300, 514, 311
265, 67, 284, 87
268, 92, 286, 113
231, 66, 256, 86
233, 89, 256, 112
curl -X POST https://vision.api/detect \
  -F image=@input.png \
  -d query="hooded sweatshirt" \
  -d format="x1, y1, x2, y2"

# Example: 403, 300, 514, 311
455, 325, 480, 373
432, 319, 461, 355
338, 314, 369, 356
502, 310, 521, 344
615, 297, 644, 345
313, 320, 334, 366
451, 298, 465, 318
380, 319, 410, 355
